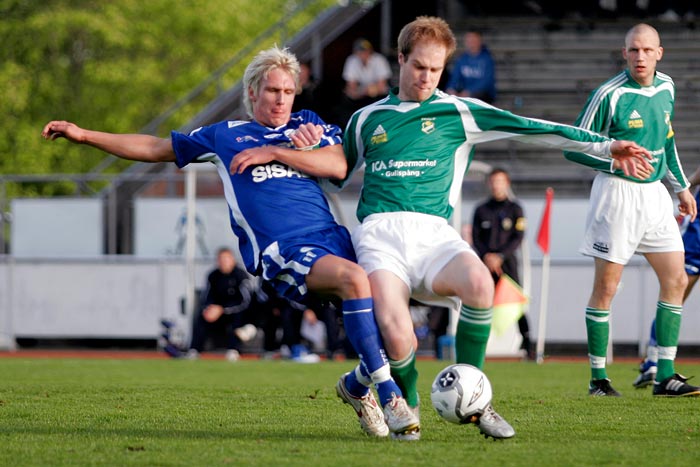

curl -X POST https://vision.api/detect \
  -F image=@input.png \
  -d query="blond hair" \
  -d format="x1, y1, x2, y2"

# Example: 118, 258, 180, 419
242, 46, 301, 118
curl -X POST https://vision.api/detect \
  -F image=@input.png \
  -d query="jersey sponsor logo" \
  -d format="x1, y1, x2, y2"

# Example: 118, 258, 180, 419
628, 110, 644, 129
250, 163, 309, 182
369, 158, 437, 178
421, 118, 436, 134
236, 135, 260, 143
593, 242, 609, 254
264, 132, 287, 140
371, 124, 388, 145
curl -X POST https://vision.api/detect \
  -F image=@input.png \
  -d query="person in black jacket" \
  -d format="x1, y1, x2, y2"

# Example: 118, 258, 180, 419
472, 168, 533, 359
187, 247, 255, 361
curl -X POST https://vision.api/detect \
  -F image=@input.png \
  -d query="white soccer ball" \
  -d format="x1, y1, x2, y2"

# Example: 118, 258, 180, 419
430, 364, 493, 424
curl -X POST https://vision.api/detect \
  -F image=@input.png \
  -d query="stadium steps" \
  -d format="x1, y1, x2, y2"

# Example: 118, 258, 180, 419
449, 17, 700, 196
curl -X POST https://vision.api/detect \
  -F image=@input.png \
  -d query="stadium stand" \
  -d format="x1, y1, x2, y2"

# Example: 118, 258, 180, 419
451, 15, 700, 196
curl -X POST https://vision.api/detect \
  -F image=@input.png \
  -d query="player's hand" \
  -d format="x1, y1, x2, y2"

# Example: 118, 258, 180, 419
678, 189, 697, 222
290, 123, 322, 150
612, 156, 653, 180
41, 120, 85, 143
202, 304, 224, 323
610, 140, 653, 179
229, 146, 275, 174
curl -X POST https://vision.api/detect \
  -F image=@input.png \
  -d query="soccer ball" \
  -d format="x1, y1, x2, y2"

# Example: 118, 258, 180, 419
430, 364, 492, 424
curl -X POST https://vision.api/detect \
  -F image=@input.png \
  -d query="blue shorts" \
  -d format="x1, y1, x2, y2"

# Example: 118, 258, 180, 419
260, 224, 356, 305
682, 216, 700, 276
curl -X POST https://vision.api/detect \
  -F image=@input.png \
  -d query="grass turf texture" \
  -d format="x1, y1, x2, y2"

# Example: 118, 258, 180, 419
1, 358, 698, 466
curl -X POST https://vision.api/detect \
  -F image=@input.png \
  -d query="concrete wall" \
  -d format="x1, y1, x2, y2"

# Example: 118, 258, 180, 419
0, 257, 212, 349
2, 255, 699, 352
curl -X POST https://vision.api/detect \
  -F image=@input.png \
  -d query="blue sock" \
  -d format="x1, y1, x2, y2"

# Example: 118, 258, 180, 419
343, 298, 402, 405
343, 367, 369, 397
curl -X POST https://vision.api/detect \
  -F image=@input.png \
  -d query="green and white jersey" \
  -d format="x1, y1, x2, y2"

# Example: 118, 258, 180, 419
343, 88, 619, 222
564, 70, 688, 192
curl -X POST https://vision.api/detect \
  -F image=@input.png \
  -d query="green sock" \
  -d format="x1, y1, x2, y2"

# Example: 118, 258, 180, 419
585, 307, 609, 380
655, 301, 682, 382
389, 350, 419, 407
455, 305, 492, 369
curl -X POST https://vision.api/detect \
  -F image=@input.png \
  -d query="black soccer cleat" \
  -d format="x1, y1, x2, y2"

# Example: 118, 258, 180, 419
652, 374, 700, 397
588, 378, 622, 397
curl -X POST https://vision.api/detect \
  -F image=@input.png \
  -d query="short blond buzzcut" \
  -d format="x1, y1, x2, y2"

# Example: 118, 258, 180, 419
624, 23, 660, 48
397, 16, 457, 63
242, 46, 301, 118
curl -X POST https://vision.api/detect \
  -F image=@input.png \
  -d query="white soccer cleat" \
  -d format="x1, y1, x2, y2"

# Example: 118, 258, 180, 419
384, 395, 421, 441
336, 374, 389, 437
475, 403, 515, 439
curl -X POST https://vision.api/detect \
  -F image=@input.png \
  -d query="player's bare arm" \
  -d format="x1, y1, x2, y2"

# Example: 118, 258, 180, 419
609, 140, 653, 179
42, 120, 176, 163
677, 189, 697, 222
230, 123, 347, 180
687, 166, 700, 187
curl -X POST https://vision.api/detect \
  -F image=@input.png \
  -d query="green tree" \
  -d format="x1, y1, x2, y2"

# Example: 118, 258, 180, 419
0, 0, 334, 198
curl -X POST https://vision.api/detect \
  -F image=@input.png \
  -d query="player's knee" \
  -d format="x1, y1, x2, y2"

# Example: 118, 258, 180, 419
339, 262, 371, 299
458, 269, 494, 308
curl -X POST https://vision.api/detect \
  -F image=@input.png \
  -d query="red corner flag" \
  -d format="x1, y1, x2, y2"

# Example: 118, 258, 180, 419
536, 188, 554, 254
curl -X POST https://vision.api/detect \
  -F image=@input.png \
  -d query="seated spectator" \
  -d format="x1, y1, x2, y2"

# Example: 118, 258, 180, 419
335, 38, 392, 126
253, 280, 320, 363
445, 30, 496, 104
185, 247, 256, 361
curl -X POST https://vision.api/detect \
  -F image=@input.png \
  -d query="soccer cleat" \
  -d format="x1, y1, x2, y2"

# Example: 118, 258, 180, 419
474, 404, 515, 439
652, 373, 700, 397
632, 361, 657, 389
383, 395, 420, 441
588, 378, 621, 397
290, 344, 320, 363
291, 353, 321, 363
335, 374, 389, 437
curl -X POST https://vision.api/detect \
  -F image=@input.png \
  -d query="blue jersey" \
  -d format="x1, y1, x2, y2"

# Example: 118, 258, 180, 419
171, 110, 343, 275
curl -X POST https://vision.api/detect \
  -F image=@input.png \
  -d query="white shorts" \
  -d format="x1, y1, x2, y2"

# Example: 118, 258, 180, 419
351, 212, 477, 309
579, 172, 683, 264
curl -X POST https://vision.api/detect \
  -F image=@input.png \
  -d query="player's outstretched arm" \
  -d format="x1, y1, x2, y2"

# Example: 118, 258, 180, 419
41, 120, 176, 163
609, 140, 653, 179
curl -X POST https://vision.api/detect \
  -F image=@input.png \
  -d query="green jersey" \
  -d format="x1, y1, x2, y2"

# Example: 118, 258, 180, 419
564, 70, 688, 192
343, 88, 620, 222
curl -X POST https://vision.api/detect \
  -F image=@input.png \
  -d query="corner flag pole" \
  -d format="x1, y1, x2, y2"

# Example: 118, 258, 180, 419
535, 188, 554, 364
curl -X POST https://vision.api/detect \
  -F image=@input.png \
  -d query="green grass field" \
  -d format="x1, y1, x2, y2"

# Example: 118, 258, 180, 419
1, 357, 698, 466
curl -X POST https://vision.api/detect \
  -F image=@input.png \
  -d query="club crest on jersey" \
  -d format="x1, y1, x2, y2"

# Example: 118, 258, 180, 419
421, 118, 436, 134
665, 111, 674, 138
371, 125, 388, 145
627, 110, 643, 129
